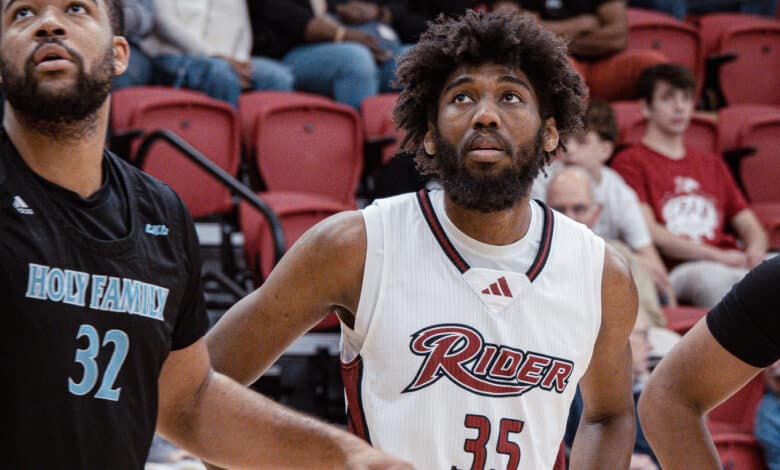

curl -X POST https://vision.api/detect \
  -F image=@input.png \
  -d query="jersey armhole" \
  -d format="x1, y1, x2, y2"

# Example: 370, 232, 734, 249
341, 204, 384, 362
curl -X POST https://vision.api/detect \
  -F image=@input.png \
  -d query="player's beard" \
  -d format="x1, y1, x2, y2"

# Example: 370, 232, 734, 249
434, 128, 546, 213
0, 39, 115, 137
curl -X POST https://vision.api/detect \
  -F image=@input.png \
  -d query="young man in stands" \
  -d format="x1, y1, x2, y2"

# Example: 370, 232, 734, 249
533, 100, 675, 307
611, 64, 768, 308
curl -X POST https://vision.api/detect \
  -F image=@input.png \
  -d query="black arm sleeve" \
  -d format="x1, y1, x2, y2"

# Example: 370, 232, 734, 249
170, 198, 209, 351
706, 256, 780, 368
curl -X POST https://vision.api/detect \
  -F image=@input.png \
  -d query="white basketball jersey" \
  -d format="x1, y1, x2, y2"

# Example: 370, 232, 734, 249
341, 190, 605, 470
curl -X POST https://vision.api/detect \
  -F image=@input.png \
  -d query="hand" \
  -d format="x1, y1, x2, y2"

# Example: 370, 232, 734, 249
745, 245, 766, 269
491, 1, 521, 13
765, 360, 780, 396
709, 248, 748, 268
336, 1, 380, 25
217, 56, 253, 90
343, 28, 392, 62
345, 447, 414, 469
630, 453, 658, 470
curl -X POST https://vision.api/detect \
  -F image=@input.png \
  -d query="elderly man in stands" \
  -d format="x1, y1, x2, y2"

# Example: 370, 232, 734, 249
498, 0, 667, 101
134, 0, 293, 105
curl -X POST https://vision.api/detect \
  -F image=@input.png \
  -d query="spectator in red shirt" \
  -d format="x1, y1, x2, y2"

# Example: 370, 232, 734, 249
611, 64, 768, 308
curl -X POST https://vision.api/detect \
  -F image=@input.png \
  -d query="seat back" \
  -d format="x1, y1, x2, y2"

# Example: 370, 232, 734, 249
713, 433, 769, 470
708, 374, 765, 434
361, 93, 404, 163
111, 87, 240, 218
611, 101, 718, 154
627, 8, 702, 78
719, 104, 780, 202
240, 91, 363, 205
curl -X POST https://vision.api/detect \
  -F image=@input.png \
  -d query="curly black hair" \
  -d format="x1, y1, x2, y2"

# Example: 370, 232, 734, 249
393, 10, 588, 176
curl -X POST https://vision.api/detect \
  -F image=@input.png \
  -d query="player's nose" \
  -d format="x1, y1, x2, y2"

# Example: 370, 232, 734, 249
34, 8, 68, 40
471, 98, 500, 129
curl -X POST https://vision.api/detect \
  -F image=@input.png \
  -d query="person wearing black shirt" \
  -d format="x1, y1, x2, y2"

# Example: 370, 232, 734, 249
0, 0, 410, 468
638, 256, 780, 468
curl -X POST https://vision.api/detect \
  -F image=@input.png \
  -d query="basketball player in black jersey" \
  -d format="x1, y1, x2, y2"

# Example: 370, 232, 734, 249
0, 0, 410, 468
638, 256, 780, 469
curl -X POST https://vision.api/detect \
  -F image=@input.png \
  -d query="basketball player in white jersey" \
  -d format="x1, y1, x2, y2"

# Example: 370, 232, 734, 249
208, 11, 639, 469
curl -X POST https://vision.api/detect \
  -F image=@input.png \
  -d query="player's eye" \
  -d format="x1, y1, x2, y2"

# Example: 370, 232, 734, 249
453, 93, 473, 104
12, 6, 35, 20
503, 93, 522, 104
67, 2, 89, 14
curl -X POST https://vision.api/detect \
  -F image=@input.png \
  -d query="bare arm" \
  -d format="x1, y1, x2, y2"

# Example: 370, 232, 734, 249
567, 1, 628, 57
638, 320, 761, 470
731, 208, 768, 268
207, 211, 366, 385
539, 14, 600, 41
157, 338, 410, 469
569, 244, 638, 469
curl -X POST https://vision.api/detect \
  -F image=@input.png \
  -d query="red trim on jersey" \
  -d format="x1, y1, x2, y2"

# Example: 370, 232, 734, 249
341, 356, 372, 444
416, 191, 555, 283
525, 201, 554, 282
416, 190, 470, 273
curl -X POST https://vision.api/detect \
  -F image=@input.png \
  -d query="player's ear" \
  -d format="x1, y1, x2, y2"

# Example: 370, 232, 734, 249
423, 125, 437, 156
112, 36, 130, 76
543, 117, 559, 154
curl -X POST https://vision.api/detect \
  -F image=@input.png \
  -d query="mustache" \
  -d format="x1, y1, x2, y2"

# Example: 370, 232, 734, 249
463, 129, 512, 153
26, 38, 83, 70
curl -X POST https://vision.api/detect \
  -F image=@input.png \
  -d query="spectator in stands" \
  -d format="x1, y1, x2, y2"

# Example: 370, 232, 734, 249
629, 0, 777, 20
365, 0, 477, 43
612, 64, 768, 308
113, 0, 154, 89
248, 0, 406, 109
506, 0, 667, 101
533, 100, 675, 307
757, 360, 780, 470
138, 0, 293, 106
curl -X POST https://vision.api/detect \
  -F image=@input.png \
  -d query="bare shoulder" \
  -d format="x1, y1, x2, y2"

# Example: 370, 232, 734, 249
600, 243, 638, 333
294, 209, 366, 262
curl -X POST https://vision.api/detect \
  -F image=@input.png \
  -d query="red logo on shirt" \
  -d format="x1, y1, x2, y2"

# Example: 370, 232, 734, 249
402, 324, 574, 397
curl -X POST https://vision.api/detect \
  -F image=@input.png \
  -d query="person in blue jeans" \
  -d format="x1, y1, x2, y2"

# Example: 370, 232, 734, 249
757, 361, 780, 470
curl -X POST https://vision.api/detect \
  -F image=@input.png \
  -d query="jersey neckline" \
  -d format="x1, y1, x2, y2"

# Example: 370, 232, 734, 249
415, 189, 554, 282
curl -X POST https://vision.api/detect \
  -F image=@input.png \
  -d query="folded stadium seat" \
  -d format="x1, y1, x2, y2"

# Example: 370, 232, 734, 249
360, 93, 403, 164
111, 86, 241, 219
610, 101, 719, 154
708, 373, 766, 435
239, 191, 353, 330
627, 8, 703, 93
712, 432, 769, 470
661, 306, 708, 335
698, 13, 780, 106
239, 91, 363, 207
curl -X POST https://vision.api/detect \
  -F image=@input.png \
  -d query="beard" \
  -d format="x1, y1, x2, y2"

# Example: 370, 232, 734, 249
0, 38, 115, 135
434, 128, 547, 213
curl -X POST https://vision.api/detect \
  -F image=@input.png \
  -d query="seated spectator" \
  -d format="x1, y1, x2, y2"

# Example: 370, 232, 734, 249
113, 0, 154, 89
546, 166, 667, 327
611, 64, 768, 308
375, 0, 478, 43
508, 0, 668, 101
629, 0, 777, 20
757, 360, 780, 470
533, 100, 675, 307
248, 0, 410, 109
136, 0, 293, 105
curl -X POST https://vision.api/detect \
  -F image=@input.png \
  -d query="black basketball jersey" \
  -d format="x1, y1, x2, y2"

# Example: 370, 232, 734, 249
0, 130, 209, 469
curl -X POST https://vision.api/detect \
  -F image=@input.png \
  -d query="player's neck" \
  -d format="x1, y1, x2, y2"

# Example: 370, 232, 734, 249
641, 125, 686, 160
3, 101, 110, 198
443, 193, 532, 246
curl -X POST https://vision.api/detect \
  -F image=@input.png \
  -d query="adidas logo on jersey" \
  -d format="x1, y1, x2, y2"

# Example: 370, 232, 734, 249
13, 195, 33, 215
481, 276, 513, 298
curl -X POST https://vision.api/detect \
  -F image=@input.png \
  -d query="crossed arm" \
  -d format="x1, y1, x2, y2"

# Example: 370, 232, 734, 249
569, 244, 639, 469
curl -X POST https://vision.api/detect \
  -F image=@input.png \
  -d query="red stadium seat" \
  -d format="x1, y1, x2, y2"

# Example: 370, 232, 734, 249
627, 9, 702, 85
712, 433, 769, 470
239, 191, 352, 330
661, 306, 707, 335
708, 373, 765, 435
239, 91, 363, 206
610, 101, 718, 154
699, 14, 780, 105
361, 93, 404, 164
718, 104, 780, 203
111, 86, 241, 218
